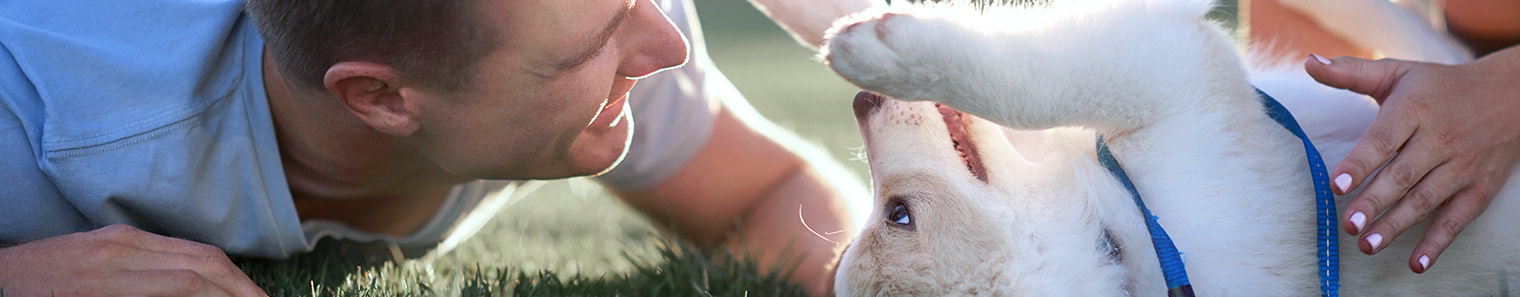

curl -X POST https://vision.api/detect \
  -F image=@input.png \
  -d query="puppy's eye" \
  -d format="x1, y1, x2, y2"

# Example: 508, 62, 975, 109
888, 203, 911, 226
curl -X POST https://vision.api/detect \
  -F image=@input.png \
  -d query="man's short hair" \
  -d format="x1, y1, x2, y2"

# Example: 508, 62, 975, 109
246, 0, 499, 92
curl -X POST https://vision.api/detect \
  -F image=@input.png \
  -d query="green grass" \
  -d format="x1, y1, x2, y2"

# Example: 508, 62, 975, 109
235, 180, 826, 296
236, 237, 810, 296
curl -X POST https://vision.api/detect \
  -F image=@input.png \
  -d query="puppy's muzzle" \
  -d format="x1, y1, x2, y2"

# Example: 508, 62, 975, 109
854, 91, 887, 120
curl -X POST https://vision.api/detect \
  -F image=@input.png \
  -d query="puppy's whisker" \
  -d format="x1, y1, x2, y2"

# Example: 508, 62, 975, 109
846, 145, 869, 163
799, 205, 842, 245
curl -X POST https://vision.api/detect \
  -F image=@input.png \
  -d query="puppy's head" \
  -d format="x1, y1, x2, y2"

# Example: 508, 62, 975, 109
836, 92, 1137, 296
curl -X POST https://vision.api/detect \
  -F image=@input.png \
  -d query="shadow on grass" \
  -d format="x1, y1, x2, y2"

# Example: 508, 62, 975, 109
235, 236, 813, 297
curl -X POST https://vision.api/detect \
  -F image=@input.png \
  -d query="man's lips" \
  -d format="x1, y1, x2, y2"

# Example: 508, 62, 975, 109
589, 80, 637, 128
588, 93, 628, 128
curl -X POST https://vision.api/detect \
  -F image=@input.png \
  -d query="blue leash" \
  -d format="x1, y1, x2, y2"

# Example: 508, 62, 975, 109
1096, 138, 1195, 296
1258, 88, 1341, 296
1095, 88, 1339, 296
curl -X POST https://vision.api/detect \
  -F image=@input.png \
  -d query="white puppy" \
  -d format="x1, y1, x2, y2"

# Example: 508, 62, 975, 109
822, 0, 1519, 295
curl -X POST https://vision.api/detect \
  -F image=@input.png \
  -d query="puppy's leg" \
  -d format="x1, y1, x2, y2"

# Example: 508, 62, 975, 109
822, 0, 1251, 135
825, 2, 1322, 294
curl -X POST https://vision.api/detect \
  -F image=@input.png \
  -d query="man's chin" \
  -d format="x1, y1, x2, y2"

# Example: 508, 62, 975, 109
468, 113, 632, 180
563, 114, 634, 177
475, 139, 628, 181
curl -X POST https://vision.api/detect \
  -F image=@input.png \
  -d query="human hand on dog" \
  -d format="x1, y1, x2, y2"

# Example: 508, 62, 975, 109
1305, 46, 1520, 273
0, 225, 267, 297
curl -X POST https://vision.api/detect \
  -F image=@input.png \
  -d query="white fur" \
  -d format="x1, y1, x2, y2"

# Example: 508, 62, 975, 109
825, 0, 1520, 296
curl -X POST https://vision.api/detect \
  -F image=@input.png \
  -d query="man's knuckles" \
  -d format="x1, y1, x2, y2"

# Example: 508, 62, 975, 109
150, 269, 217, 295
91, 224, 148, 238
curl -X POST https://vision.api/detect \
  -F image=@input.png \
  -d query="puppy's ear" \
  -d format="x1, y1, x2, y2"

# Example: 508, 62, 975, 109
323, 62, 421, 136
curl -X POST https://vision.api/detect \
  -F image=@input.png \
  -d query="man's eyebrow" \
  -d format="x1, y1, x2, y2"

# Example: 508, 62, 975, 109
557, 2, 633, 69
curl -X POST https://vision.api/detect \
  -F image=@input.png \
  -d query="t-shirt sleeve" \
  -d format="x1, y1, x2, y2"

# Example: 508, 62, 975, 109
0, 41, 90, 244
594, 0, 723, 191
0, 3, 311, 256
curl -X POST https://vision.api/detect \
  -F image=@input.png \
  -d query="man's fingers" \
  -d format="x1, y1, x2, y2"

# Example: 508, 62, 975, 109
97, 226, 265, 297
112, 269, 234, 297
1357, 160, 1464, 255
1304, 54, 1414, 102
95, 224, 225, 257
120, 251, 266, 296
1410, 188, 1489, 273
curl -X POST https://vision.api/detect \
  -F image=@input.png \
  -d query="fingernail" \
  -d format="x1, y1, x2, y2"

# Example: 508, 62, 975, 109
1349, 212, 1366, 232
1310, 53, 1332, 65
1366, 233, 1384, 250
1418, 254, 1430, 270
1335, 173, 1352, 193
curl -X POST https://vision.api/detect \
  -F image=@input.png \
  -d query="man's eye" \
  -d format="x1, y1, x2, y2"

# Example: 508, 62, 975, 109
888, 203, 911, 226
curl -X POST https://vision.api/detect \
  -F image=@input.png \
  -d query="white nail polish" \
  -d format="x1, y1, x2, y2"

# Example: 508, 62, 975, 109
1349, 212, 1366, 232
1418, 255, 1430, 270
1366, 233, 1384, 250
1311, 53, 1333, 65
1335, 173, 1352, 193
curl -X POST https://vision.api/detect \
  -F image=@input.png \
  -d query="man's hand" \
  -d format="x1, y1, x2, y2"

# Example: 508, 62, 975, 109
1305, 47, 1520, 273
0, 225, 267, 296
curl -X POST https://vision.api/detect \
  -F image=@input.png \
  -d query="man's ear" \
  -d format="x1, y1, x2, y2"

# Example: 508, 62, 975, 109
324, 62, 420, 136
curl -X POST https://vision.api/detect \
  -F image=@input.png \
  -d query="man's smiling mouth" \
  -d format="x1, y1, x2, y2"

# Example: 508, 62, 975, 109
589, 79, 638, 128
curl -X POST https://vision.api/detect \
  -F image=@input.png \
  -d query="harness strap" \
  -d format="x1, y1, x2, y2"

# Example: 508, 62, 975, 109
1257, 89, 1340, 296
1096, 88, 1339, 297
1096, 137, 1195, 296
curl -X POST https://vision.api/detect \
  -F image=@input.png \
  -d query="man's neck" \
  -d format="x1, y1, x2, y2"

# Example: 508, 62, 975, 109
260, 49, 470, 202
261, 49, 470, 236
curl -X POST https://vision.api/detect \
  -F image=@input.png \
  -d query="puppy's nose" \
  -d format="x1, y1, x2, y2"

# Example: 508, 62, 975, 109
854, 91, 886, 119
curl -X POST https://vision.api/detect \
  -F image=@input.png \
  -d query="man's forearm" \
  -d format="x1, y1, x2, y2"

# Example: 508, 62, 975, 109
747, 0, 884, 48
707, 99, 870, 296
723, 160, 861, 296
608, 102, 869, 295
1445, 0, 1520, 56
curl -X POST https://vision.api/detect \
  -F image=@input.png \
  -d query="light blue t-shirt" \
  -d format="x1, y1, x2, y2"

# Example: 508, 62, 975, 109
0, 0, 725, 258
0, 0, 306, 257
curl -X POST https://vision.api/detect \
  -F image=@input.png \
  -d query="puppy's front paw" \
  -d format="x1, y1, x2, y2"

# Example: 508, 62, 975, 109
823, 12, 959, 102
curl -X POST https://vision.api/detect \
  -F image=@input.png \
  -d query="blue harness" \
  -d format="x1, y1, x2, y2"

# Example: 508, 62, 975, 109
1095, 88, 1340, 297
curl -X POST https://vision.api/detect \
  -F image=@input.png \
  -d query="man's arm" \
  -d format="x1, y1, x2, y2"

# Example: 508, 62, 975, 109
745, 0, 883, 48
1445, 0, 1520, 56
1248, 0, 1373, 60
608, 100, 866, 296
603, 1, 882, 294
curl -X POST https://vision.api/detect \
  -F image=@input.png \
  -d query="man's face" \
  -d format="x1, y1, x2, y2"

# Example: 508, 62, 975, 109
408, 0, 688, 180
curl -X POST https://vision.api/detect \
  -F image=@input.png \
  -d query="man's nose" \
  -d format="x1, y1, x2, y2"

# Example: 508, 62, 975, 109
619, 0, 689, 79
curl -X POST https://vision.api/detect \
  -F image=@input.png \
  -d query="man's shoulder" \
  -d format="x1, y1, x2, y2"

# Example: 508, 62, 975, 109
0, 1, 304, 255
0, 0, 264, 155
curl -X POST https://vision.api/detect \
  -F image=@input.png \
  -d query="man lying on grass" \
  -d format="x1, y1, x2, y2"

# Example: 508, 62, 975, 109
0, 0, 877, 295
